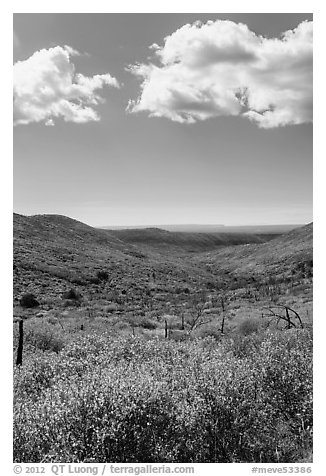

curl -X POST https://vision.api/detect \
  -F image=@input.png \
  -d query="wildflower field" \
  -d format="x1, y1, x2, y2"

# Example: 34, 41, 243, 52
13, 321, 312, 463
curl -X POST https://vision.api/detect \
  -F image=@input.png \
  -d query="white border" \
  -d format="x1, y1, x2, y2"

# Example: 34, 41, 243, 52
3, 3, 324, 475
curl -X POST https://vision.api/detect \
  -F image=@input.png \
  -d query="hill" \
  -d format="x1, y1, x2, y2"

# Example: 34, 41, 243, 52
14, 213, 130, 249
13, 214, 312, 331
13, 213, 213, 309
14, 213, 153, 305
101, 224, 302, 233
194, 223, 313, 276
106, 226, 278, 253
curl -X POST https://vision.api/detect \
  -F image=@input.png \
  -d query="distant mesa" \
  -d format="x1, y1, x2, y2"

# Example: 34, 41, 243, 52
100, 223, 303, 234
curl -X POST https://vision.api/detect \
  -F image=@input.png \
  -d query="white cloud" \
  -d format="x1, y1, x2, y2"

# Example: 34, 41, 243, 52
45, 119, 54, 127
14, 45, 120, 126
128, 20, 312, 128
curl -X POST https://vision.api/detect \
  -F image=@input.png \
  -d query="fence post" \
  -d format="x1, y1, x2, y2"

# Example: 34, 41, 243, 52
181, 313, 185, 330
16, 319, 23, 366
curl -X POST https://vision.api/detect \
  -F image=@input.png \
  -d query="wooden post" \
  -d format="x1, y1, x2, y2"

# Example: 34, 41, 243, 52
220, 297, 225, 334
165, 319, 168, 339
16, 320, 23, 366
221, 313, 225, 335
285, 307, 291, 329
181, 313, 185, 330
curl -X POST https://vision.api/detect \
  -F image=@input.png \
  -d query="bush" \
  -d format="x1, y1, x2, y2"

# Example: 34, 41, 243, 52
63, 299, 81, 308
27, 328, 65, 354
138, 317, 158, 330
13, 330, 312, 463
20, 293, 39, 308
20, 319, 65, 354
96, 270, 109, 282
238, 317, 260, 336
105, 303, 118, 313
62, 289, 81, 301
196, 326, 222, 340
168, 330, 189, 341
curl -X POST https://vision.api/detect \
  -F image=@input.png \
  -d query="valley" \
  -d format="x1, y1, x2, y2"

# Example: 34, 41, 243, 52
13, 213, 313, 336
13, 213, 313, 463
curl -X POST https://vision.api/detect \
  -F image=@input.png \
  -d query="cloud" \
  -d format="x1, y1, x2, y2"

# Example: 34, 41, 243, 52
128, 19, 312, 128
14, 45, 120, 126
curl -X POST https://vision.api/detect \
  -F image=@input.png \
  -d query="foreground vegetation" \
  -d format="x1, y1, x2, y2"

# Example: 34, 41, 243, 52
14, 320, 312, 463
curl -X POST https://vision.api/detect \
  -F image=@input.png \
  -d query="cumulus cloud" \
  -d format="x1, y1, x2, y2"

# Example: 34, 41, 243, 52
14, 45, 120, 126
127, 19, 312, 128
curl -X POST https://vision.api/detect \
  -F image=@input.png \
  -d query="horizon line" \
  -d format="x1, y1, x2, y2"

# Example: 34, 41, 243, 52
97, 223, 306, 228
13, 212, 310, 229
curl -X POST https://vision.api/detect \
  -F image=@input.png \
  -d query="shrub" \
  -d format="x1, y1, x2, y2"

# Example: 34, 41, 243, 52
63, 299, 81, 308
125, 315, 158, 330
21, 319, 65, 354
105, 303, 118, 313
62, 289, 81, 301
196, 326, 221, 340
238, 317, 260, 336
20, 293, 39, 308
138, 317, 158, 330
96, 270, 109, 282
168, 330, 189, 341
13, 329, 312, 463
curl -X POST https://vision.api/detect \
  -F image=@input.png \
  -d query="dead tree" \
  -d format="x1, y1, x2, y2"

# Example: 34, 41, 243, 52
220, 296, 226, 334
183, 291, 210, 333
220, 315, 225, 334
262, 305, 304, 329
187, 306, 211, 333
181, 313, 185, 331
16, 319, 23, 366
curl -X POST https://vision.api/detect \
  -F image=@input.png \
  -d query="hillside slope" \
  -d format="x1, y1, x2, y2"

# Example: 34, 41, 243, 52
107, 227, 278, 253
14, 214, 151, 303
13, 214, 212, 306
13, 214, 312, 326
194, 223, 313, 280
14, 213, 127, 249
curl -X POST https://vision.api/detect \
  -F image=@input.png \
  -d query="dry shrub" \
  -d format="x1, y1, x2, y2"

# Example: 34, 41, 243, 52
238, 317, 260, 336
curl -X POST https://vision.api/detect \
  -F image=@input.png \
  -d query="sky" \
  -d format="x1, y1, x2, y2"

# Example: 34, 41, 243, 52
13, 13, 313, 227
